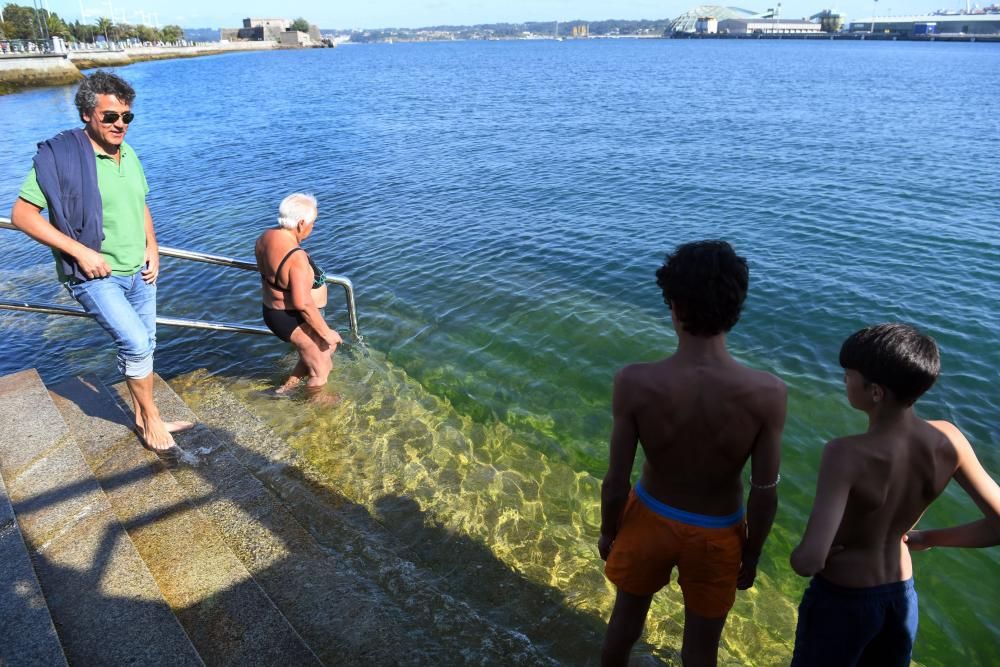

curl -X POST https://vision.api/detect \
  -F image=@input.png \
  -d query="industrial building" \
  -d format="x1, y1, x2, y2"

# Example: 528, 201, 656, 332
847, 12, 1000, 35
717, 18, 824, 34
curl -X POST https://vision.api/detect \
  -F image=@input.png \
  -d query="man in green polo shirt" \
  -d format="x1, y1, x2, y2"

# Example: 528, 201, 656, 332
10, 70, 190, 454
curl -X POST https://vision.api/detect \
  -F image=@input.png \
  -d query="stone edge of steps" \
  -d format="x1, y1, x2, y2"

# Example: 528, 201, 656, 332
0, 466, 67, 666
49, 373, 322, 667
0, 368, 202, 666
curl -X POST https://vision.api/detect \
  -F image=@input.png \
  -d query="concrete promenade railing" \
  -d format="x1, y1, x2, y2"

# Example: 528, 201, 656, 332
0, 218, 361, 342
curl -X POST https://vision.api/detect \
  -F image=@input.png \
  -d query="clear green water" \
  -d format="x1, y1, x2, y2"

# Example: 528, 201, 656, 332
1, 40, 998, 664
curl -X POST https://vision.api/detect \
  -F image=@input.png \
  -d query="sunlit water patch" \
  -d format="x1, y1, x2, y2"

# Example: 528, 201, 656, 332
2, 39, 998, 666
172, 346, 903, 666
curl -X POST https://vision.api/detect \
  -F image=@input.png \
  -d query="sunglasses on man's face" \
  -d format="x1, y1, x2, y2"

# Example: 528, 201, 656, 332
99, 111, 135, 124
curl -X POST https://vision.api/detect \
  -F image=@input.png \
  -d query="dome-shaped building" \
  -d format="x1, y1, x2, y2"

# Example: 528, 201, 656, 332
670, 5, 758, 33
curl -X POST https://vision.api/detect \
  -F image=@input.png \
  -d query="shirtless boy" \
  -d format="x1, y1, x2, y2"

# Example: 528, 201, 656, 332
599, 240, 787, 667
790, 323, 1000, 666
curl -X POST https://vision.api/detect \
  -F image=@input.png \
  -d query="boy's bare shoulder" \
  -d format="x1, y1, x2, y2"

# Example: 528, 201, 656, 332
927, 420, 966, 442
926, 419, 973, 454
615, 360, 654, 383
755, 368, 786, 392
618, 356, 675, 379
821, 434, 869, 466
738, 365, 787, 406
613, 361, 661, 399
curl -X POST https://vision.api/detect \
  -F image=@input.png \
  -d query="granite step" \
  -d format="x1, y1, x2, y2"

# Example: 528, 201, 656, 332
0, 468, 66, 666
165, 371, 561, 666
49, 374, 320, 667
0, 369, 202, 666
104, 375, 424, 665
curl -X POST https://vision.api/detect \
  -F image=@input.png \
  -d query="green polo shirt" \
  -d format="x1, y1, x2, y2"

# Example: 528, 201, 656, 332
19, 140, 150, 280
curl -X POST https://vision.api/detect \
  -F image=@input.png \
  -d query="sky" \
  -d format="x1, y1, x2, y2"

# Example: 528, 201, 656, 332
37, 0, 970, 30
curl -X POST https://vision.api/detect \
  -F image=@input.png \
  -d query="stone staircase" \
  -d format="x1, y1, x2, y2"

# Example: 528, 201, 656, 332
0, 368, 559, 666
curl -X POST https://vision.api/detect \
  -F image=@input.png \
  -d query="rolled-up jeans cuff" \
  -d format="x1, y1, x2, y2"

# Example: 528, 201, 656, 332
119, 351, 154, 379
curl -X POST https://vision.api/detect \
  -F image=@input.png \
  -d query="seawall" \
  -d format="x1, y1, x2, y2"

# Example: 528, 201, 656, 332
0, 53, 82, 95
1, 42, 279, 96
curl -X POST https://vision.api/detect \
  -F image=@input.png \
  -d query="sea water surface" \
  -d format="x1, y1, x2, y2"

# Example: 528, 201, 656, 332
1, 39, 998, 665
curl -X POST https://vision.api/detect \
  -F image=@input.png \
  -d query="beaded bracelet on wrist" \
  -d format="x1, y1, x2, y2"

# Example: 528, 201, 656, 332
749, 473, 781, 490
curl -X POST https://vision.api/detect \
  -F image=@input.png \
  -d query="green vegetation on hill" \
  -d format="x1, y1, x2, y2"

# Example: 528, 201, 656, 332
1, 3, 182, 43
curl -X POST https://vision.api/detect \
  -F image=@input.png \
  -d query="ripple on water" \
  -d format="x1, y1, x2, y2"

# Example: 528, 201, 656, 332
1, 40, 998, 666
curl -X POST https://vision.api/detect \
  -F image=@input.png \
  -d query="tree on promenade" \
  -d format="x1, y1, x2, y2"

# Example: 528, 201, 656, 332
0, 3, 172, 45
161, 24, 183, 42
94, 16, 113, 43
69, 19, 96, 43
46, 12, 70, 39
2, 3, 39, 39
136, 24, 163, 43
2, 3, 71, 40
291, 17, 310, 32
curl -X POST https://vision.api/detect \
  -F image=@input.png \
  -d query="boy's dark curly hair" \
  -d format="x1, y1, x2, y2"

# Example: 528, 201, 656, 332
655, 240, 749, 337
74, 70, 135, 121
839, 323, 940, 406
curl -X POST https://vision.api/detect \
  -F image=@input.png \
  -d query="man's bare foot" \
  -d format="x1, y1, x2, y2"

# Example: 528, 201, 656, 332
135, 419, 177, 453
165, 421, 195, 434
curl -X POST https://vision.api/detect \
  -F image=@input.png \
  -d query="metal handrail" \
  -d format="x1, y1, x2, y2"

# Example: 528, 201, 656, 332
0, 298, 272, 336
157, 244, 360, 340
0, 218, 361, 341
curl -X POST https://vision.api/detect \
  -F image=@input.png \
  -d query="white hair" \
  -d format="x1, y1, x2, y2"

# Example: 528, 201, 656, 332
277, 193, 318, 229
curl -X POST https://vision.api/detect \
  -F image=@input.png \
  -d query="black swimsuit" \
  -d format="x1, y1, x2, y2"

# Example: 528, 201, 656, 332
261, 247, 327, 342
264, 247, 327, 291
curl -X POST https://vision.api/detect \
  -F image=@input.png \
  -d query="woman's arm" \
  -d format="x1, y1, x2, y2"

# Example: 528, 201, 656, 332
287, 253, 341, 346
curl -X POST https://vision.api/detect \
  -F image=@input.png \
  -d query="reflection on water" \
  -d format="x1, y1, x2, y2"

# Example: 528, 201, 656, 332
175, 347, 802, 665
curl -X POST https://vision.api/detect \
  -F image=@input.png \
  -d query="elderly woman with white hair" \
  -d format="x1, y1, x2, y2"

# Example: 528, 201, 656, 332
255, 193, 342, 397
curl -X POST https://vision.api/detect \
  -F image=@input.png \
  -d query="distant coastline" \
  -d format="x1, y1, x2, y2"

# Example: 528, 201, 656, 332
338, 32, 1000, 44
4, 29, 997, 97
0, 42, 279, 96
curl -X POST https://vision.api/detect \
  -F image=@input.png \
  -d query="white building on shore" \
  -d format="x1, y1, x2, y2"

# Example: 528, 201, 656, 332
718, 18, 824, 34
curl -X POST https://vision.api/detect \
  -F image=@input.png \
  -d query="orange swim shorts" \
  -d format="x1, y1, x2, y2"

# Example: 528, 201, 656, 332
604, 486, 745, 619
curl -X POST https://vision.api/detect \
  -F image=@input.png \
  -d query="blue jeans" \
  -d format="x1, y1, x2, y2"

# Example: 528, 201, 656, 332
66, 273, 156, 379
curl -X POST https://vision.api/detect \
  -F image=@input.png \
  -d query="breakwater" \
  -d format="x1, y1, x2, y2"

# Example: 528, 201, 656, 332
0, 42, 279, 95
0, 53, 81, 94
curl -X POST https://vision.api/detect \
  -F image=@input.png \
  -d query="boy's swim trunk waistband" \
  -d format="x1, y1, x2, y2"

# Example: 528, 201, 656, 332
811, 575, 915, 598
605, 487, 746, 618
634, 482, 745, 528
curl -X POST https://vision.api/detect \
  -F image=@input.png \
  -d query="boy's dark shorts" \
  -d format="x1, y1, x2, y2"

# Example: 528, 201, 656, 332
791, 575, 918, 667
